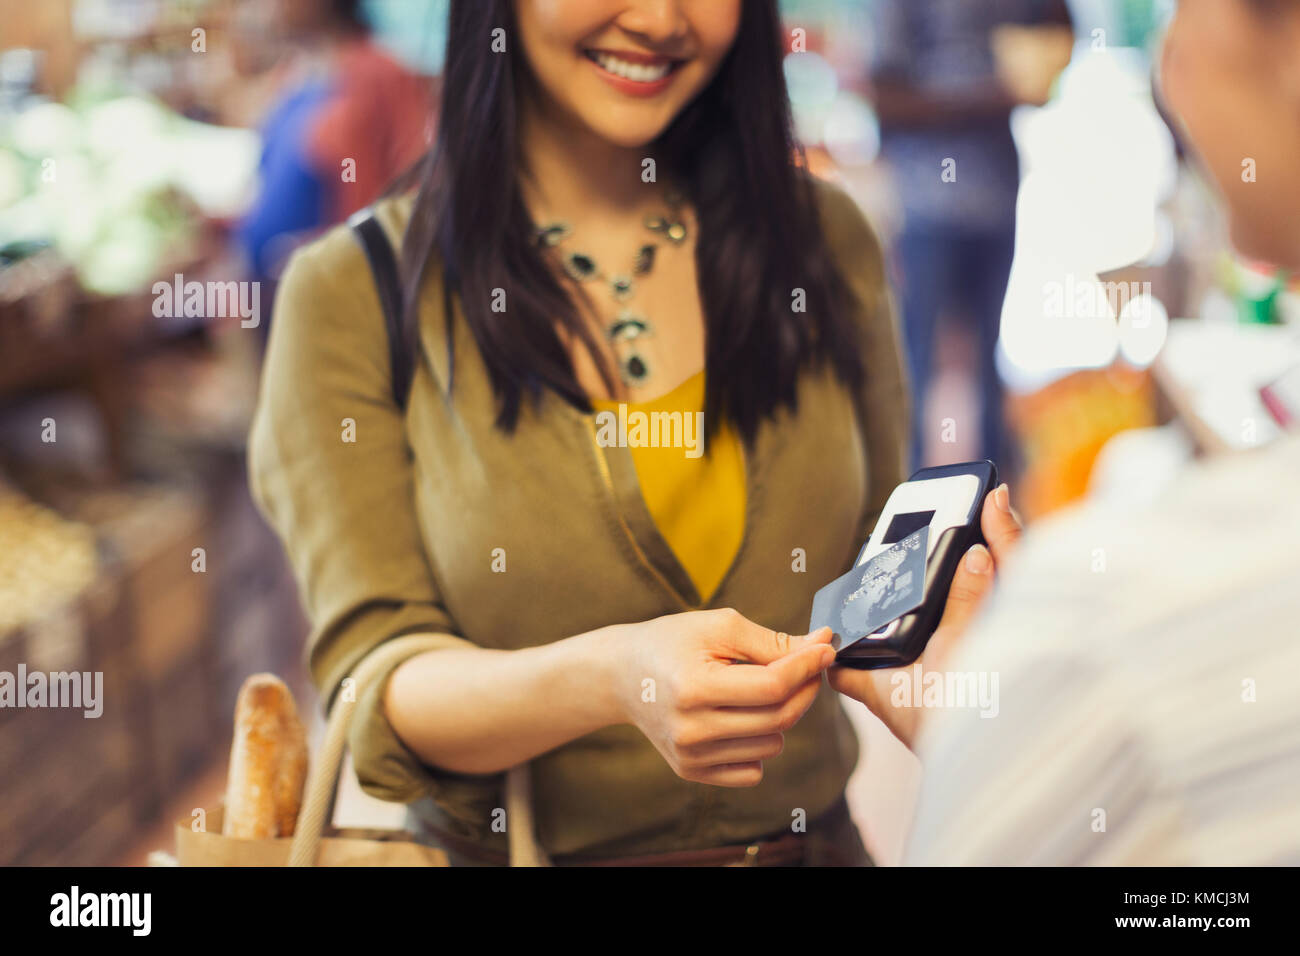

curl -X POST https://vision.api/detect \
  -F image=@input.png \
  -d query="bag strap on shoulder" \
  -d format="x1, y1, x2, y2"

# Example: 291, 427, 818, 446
349, 209, 414, 408
331, 213, 547, 867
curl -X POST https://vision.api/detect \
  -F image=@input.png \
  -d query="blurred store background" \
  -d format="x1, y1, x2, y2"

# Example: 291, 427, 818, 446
2, 0, 1298, 866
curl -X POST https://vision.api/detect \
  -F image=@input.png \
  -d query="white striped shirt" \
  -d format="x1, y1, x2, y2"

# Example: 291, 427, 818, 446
905, 435, 1300, 865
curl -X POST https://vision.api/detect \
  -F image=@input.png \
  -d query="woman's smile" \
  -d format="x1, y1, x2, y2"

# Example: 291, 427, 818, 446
582, 47, 686, 97
513, 0, 740, 147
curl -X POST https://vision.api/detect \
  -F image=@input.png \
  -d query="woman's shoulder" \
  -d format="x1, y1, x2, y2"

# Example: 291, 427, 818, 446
269, 193, 425, 368
803, 174, 891, 330
806, 174, 886, 266
369, 191, 418, 249
282, 191, 416, 274
274, 192, 419, 311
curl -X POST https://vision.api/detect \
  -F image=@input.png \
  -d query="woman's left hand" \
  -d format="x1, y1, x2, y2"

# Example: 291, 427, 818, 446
828, 483, 1023, 750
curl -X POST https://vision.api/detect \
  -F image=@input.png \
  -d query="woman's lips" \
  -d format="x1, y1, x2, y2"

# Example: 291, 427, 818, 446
583, 49, 684, 97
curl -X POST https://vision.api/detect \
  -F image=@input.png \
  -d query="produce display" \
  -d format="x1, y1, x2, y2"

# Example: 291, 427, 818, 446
0, 93, 257, 296
0, 484, 98, 635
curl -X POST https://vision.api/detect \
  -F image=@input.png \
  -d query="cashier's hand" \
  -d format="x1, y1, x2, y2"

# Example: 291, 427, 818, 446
611, 608, 836, 788
828, 484, 1023, 750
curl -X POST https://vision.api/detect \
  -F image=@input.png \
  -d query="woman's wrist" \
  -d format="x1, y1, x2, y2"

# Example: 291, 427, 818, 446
383, 626, 635, 774
562, 622, 635, 730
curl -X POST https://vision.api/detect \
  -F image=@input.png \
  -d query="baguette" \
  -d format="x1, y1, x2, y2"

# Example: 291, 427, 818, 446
222, 674, 308, 839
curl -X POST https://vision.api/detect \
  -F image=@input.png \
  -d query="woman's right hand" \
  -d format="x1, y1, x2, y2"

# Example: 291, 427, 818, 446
606, 608, 836, 788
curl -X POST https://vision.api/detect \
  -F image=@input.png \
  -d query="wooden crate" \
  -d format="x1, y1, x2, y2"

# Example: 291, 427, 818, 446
0, 574, 147, 865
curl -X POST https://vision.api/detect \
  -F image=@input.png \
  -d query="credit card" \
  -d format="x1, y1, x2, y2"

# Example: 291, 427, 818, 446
810, 526, 928, 653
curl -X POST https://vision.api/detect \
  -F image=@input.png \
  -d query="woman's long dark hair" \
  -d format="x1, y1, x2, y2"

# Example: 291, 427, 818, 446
398, 0, 865, 447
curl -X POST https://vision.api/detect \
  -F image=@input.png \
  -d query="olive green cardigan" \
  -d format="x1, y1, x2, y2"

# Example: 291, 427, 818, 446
247, 178, 910, 860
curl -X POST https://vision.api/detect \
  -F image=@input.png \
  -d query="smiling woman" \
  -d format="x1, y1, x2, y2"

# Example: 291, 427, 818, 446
248, 0, 912, 866
516, 0, 738, 133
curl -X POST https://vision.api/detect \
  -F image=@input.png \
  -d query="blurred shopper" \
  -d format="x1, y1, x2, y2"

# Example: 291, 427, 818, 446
869, 0, 1073, 471
236, 0, 431, 294
835, 0, 1300, 865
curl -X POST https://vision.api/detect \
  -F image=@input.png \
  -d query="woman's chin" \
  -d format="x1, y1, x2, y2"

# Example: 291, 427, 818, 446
578, 119, 669, 152
566, 94, 682, 152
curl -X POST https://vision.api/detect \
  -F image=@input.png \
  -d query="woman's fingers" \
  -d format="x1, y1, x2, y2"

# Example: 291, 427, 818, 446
719, 672, 823, 729
678, 675, 824, 745
695, 635, 835, 708
678, 733, 784, 767
692, 762, 765, 788
719, 617, 833, 666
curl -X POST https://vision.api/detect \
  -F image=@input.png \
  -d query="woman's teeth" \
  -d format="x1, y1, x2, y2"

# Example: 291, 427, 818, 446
588, 51, 674, 83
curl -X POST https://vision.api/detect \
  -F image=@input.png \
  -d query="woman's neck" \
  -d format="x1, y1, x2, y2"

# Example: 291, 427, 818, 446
517, 89, 667, 227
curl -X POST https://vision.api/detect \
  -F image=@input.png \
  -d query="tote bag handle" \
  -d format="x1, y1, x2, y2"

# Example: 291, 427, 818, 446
288, 634, 548, 867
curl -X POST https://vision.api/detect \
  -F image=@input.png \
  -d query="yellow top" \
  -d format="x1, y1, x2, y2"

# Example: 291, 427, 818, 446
591, 371, 746, 603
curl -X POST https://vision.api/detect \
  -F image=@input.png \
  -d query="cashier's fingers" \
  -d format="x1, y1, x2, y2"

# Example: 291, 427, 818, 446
981, 483, 1023, 567
927, 544, 996, 667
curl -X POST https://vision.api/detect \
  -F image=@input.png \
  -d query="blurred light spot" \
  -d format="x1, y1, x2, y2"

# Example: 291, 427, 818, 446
1000, 46, 1177, 380
1001, 265, 1120, 373
1117, 293, 1169, 367
822, 93, 879, 167
784, 52, 838, 109
1140, 211, 1175, 268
